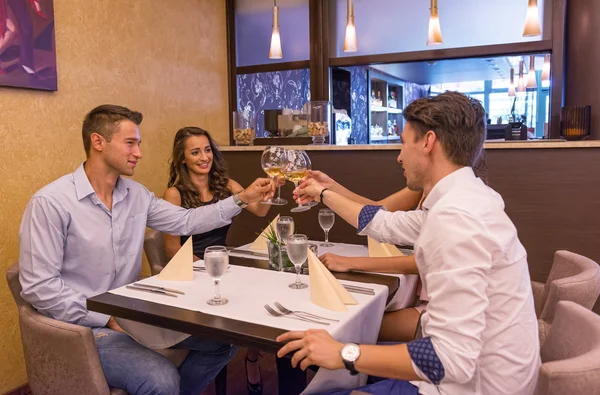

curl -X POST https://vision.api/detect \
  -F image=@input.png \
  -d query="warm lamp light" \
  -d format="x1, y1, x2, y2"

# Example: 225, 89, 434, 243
268, 1, 282, 59
523, 0, 541, 37
526, 56, 537, 88
541, 54, 550, 81
344, 0, 357, 52
516, 60, 526, 92
427, 0, 443, 45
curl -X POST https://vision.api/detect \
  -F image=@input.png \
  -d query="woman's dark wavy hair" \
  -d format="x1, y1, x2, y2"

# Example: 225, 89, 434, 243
167, 127, 231, 208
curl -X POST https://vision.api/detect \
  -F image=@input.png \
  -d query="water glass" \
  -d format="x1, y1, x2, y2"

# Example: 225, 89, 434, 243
318, 209, 335, 246
204, 246, 229, 306
286, 234, 309, 289
276, 216, 295, 245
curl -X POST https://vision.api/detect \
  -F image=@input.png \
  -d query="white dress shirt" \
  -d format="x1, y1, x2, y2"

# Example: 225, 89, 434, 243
359, 167, 540, 395
19, 163, 241, 327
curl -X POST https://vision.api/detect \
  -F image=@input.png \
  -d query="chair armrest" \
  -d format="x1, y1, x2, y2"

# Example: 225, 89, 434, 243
532, 281, 545, 317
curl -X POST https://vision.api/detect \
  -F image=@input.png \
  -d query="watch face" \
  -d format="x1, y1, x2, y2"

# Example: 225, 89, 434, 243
342, 343, 360, 362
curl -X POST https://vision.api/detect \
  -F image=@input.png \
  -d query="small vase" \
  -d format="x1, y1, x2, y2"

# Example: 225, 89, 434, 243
267, 241, 282, 271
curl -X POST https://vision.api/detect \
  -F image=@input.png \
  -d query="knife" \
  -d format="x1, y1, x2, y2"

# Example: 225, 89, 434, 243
126, 285, 178, 297
342, 285, 375, 295
228, 248, 269, 258
133, 283, 185, 295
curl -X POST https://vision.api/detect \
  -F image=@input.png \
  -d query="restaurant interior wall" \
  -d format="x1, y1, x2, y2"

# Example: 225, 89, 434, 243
0, 0, 229, 392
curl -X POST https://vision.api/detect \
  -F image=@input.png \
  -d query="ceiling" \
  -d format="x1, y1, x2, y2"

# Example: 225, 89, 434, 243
370, 54, 546, 85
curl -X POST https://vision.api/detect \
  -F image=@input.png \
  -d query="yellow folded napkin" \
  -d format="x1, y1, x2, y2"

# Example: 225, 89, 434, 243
308, 249, 358, 312
157, 236, 194, 281
249, 214, 280, 250
368, 236, 405, 258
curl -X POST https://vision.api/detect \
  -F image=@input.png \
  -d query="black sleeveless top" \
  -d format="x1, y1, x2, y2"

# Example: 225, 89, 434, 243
176, 187, 232, 259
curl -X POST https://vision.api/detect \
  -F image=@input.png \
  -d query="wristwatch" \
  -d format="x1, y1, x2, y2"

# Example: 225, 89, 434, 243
341, 343, 361, 376
233, 191, 248, 209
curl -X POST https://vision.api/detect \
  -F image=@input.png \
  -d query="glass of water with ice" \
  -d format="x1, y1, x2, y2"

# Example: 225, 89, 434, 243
276, 216, 295, 245
286, 234, 309, 289
318, 208, 335, 247
205, 246, 229, 306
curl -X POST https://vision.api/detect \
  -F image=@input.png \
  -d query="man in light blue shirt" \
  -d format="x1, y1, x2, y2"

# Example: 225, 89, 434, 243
19, 104, 273, 395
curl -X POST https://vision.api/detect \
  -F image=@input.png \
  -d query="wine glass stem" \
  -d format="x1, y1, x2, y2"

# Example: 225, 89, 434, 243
214, 279, 221, 301
295, 265, 301, 284
293, 182, 300, 206
324, 230, 329, 243
277, 184, 282, 199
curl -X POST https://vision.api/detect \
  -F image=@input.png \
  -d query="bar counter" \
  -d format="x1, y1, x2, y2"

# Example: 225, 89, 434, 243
221, 138, 600, 304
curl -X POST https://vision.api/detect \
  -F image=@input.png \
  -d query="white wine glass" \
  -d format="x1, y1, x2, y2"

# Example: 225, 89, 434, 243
260, 146, 287, 206
286, 234, 309, 289
283, 149, 311, 213
318, 208, 335, 247
300, 150, 319, 208
205, 246, 229, 306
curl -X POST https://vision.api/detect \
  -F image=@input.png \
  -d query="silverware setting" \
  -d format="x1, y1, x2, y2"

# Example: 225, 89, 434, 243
342, 284, 375, 295
264, 304, 330, 325
193, 266, 231, 272
274, 301, 339, 322
126, 285, 178, 297
228, 248, 269, 258
133, 283, 185, 295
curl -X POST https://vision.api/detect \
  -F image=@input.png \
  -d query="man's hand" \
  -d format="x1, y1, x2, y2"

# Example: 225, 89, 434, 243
106, 316, 125, 333
239, 178, 275, 203
277, 329, 345, 371
293, 178, 325, 205
306, 170, 338, 191
319, 253, 352, 272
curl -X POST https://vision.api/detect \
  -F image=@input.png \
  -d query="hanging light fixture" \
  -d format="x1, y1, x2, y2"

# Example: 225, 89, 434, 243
268, 0, 282, 59
508, 68, 516, 97
427, 0, 443, 45
344, 0, 357, 52
526, 55, 537, 88
523, 0, 541, 37
516, 60, 525, 92
541, 54, 550, 81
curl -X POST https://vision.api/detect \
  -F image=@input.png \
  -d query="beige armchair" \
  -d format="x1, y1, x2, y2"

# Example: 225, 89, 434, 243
6, 263, 189, 395
535, 301, 600, 394
531, 250, 600, 346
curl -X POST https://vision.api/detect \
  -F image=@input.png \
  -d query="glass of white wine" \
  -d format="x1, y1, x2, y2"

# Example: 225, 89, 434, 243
300, 150, 319, 208
286, 234, 309, 289
283, 149, 311, 213
318, 208, 335, 247
260, 146, 287, 206
205, 246, 229, 306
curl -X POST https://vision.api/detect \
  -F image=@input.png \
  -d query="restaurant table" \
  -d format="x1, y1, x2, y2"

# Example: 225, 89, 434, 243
87, 256, 399, 354
87, 255, 399, 394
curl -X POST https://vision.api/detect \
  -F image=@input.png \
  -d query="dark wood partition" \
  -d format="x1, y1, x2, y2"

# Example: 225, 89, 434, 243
224, 148, 600, 309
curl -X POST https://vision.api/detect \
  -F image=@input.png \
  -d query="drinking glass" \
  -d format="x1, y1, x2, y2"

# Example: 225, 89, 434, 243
318, 208, 335, 247
286, 234, 309, 289
283, 149, 311, 212
205, 246, 229, 306
300, 150, 319, 208
276, 216, 295, 245
260, 146, 287, 205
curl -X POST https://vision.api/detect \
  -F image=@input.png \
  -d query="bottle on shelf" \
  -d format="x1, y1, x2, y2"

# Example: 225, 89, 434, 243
371, 90, 376, 105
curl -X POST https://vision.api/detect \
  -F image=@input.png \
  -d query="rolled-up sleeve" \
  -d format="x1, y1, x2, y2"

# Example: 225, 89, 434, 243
146, 190, 241, 236
358, 207, 424, 247
19, 197, 110, 327
413, 208, 493, 384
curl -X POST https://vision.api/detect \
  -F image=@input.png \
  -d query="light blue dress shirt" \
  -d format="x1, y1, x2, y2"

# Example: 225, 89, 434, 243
19, 163, 241, 327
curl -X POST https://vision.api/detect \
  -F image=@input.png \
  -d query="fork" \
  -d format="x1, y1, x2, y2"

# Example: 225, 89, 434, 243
274, 302, 339, 322
264, 305, 329, 325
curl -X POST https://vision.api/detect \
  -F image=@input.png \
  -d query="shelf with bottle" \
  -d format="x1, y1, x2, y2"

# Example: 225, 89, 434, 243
370, 105, 402, 114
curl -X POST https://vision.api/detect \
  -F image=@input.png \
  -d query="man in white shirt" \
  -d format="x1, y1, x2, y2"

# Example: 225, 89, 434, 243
277, 91, 540, 395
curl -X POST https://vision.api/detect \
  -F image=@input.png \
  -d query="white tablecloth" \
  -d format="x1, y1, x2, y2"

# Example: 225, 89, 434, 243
110, 265, 388, 394
232, 241, 419, 312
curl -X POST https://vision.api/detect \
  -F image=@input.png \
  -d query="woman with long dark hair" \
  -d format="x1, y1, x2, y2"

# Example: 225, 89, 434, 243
163, 126, 268, 395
